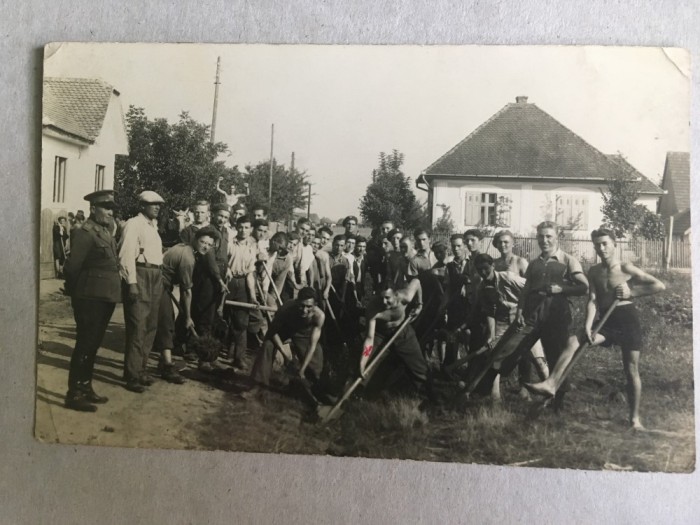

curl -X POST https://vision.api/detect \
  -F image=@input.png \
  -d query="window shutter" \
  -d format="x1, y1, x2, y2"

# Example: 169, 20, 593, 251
464, 192, 481, 226
572, 196, 588, 229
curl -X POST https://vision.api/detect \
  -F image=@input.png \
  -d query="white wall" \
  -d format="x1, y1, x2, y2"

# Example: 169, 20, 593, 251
40, 92, 129, 271
431, 178, 660, 237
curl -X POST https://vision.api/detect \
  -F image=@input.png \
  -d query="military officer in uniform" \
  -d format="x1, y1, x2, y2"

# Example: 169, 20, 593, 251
118, 190, 166, 393
63, 190, 121, 412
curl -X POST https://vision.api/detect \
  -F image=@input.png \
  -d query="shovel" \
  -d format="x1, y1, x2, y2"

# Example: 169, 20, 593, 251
317, 316, 412, 423
548, 299, 620, 390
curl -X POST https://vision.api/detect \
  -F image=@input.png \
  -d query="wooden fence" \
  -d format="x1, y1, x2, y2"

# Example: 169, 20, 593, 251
431, 234, 692, 270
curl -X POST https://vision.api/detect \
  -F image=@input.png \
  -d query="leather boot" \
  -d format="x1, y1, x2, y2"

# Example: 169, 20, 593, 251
80, 382, 109, 404
65, 389, 98, 412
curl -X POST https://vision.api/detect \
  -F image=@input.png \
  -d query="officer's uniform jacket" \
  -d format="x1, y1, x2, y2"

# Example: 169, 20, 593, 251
63, 218, 121, 303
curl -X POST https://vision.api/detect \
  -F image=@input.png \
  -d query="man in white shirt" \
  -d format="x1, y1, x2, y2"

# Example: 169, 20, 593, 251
118, 190, 166, 393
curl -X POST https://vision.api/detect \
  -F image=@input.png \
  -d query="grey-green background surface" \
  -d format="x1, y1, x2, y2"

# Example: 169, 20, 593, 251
1, 1, 698, 523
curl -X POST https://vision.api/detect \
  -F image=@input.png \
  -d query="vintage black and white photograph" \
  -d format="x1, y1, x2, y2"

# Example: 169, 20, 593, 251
37, 43, 693, 471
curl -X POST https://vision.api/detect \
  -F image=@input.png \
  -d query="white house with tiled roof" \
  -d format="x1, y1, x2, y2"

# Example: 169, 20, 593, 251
417, 96, 664, 237
41, 77, 129, 276
658, 151, 691, 239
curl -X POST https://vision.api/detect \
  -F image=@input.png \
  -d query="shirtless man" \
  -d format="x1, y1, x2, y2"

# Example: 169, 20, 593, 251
493, 229, 528, 276
250, 287, 326, 388
493, 228, 548, 393
359, 280, 431, 397
216, 177, 249, 208
526, 228, 665, 429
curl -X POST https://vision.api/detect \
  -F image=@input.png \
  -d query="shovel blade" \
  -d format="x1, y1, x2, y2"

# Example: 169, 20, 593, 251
317, 403, 343, 423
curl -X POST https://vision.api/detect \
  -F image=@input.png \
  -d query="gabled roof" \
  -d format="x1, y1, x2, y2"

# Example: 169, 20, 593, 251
659, 151, 690, 215
423, 97, 663, 195
43, 77, 117, 144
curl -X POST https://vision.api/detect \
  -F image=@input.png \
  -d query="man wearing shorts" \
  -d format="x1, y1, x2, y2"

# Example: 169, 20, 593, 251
526, 228, 665, 429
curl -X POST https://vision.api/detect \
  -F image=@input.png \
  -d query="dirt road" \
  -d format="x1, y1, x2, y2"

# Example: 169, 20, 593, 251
36, 277, 695, 471
37, 279, 249, 449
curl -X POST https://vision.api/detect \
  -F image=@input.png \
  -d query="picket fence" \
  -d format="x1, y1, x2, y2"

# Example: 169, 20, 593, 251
431, 234, 692, 270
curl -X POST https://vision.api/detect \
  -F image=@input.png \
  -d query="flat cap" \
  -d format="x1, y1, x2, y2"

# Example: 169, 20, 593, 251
84, 189, 116, 208
211, 203, 231, 213
138, 190, 165, 204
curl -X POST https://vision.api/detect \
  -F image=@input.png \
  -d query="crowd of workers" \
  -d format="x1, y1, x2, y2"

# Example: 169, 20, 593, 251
58, 188, 666, 430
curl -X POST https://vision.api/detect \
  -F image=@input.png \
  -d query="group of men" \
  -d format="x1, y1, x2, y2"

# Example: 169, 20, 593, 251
61, 189, 665, 429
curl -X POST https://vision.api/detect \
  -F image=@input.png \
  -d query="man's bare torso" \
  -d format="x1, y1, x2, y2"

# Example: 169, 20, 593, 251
589, 262, 633, 310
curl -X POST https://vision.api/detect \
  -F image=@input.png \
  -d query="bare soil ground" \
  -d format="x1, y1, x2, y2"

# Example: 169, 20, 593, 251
36, 275, 695, 472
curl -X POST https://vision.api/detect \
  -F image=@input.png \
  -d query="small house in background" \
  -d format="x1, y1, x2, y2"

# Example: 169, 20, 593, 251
40, 77, 129, 278
417, 96, 664, 237
658, 151, 691, 240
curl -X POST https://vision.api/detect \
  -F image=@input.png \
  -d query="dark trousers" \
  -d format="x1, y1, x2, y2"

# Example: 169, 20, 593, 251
226, 276, 249, 359
373, 324, 429, 391
123, 267, 163, 381
444, 300, 469, 366
153, 285, 176, 352
251, 333, 323, 386
68, 298, 116, 392
192, 277, 217, 336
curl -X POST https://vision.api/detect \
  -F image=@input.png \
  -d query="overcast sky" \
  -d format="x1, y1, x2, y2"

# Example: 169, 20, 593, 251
44, 44, 690, 219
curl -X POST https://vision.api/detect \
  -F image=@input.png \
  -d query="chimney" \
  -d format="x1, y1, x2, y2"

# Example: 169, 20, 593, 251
515, 96, 528, 104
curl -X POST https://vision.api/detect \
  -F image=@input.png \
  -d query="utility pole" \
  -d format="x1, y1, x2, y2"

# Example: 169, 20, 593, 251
268, 124, 274, 209
210, 56, 221, 143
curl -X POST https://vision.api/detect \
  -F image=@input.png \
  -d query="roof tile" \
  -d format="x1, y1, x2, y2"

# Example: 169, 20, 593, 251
424, 99, 663, 195
43, 77, 114, 143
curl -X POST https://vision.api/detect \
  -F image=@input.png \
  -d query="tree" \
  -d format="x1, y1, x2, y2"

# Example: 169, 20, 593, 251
360, 150, 427, 231
433, 203, 456, 238
601, 172, 665, 240
243, 161, 308, 223
114, 106, 239, 219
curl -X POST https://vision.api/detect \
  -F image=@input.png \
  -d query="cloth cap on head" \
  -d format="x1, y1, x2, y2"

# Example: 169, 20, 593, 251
211, 203, 231, 214
138, 190, 165, 204
84, 189, 116, 208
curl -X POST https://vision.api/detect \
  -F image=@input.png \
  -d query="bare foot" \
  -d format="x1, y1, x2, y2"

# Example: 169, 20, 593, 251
518, 387, 532, 400
523, 380, 556, 398
630, 419, 646, 431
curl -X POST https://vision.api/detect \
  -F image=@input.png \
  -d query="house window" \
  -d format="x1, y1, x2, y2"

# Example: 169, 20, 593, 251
555, 194, 589, 230
95, 164, 105, 190
464, 192, 502, 226
53, 156, 67, 203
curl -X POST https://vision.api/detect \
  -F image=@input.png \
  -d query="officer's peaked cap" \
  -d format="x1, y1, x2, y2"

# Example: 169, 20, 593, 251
84, 189, 116, 208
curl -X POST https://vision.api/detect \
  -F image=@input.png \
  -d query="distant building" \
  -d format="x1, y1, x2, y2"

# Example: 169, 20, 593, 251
417, 96, 663, 237
658, 151, 691, 239
41, 77, 129, 277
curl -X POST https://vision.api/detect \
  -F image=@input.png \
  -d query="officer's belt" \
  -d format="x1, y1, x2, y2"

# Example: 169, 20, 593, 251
136, 262, 162, 269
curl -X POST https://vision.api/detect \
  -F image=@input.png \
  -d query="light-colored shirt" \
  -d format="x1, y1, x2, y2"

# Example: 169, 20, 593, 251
161, 243, 196, 290
228, 237, 257, 277
344, 252, 356, 281
408, 250, 438, 276
118, 212, 164, 284
329, 252, 353, 284
298, 244, 315, 275
476, 270, 526, 320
